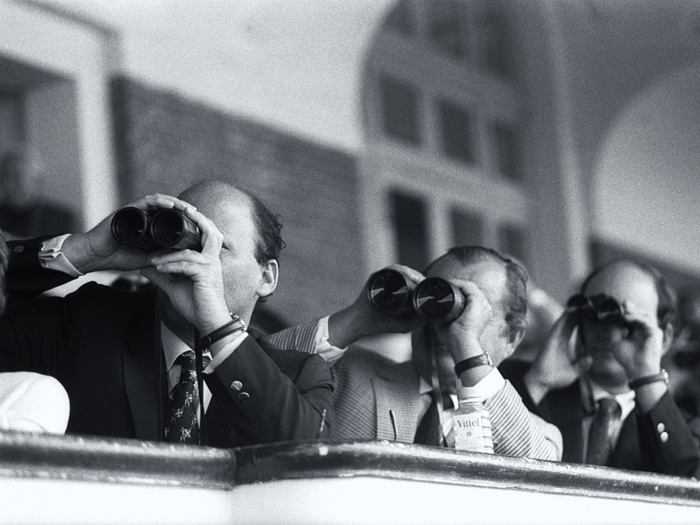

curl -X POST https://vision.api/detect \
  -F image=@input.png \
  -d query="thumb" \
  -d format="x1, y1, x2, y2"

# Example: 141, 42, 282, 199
140, 267, 169, 289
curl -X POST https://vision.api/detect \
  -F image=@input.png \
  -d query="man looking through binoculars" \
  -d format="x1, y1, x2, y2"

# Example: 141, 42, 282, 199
0, 180, 334, 446
509, 260, 700, 476
265, 245, 562, 460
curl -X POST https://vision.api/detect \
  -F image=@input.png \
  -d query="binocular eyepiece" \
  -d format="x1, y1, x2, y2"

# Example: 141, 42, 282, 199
111, 207, 202, 251
566, 293, 624, 325
366, 269, 465, 322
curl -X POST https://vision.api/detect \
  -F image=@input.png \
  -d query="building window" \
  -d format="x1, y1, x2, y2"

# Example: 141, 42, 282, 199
438, 98, 475, 164
380, 76, 421, 145
477, 10, 514, 79
499, 223, 527, 266
390, 190, 429, 270
493, 122, 521, 181
383, 0, 416, 36
427, 0, 470, 60
451, 207, 483, 248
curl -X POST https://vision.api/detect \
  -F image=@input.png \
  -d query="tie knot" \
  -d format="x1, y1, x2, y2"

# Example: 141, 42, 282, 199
176, 351, 197, 382
176, 350, 196, 367
597, 397, 621, 418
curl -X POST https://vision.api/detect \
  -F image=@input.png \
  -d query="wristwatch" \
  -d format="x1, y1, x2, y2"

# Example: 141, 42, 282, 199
196, 314, 247, 350
454, 353, 493, 376
628, 369, 669, 390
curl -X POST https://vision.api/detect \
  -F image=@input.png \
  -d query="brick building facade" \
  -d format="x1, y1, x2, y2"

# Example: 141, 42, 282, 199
112, 77, 364, 327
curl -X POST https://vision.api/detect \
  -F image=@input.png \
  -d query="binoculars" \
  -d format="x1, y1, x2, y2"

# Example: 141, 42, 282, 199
566, 293, 624, 325
111, 207, 201, 250
366, 269, 465, 322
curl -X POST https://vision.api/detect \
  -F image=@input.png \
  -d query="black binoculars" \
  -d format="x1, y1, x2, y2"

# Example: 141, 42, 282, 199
111, 207, 201, 250
366, 269, 465, 322
566, 293, 624, 325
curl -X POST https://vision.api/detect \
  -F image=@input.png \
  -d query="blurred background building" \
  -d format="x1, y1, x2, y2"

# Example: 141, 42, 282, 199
1, 0, 700, 329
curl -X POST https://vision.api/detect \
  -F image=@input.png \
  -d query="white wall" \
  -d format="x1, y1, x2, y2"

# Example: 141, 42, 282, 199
0, 0, 118, 228
38, 0, 394, 154
594, 61, 700, 274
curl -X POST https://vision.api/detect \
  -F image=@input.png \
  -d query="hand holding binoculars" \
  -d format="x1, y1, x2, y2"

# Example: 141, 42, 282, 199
566, 293, 625, 325
366, 268, 465, 322
111, 207, 202, 251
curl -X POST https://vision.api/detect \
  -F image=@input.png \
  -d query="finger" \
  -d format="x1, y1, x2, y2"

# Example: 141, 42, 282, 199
181, 206, 223, 257
126, 194, 177, 211
450, 279, 481, 297
150, 249, 207, 266
150, 260, 202, 278
552, 310, 579, 334
385, 264, 425, 285
620, 300, 656, 326
453, 281, 490, 311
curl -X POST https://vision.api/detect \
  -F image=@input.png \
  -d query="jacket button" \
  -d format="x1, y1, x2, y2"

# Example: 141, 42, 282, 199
238, 392, 250, 403
660, 431, 669, 443
657, 422, 665, 433
230, 380, 242, 391
13, 245, 24, 253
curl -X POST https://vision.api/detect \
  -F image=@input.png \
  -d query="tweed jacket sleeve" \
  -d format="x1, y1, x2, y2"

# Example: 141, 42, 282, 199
262, 317, 347, 364
485, 379, 563, 461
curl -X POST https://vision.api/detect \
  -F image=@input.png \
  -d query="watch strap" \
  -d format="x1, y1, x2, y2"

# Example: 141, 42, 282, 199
196, 315, 247, 350
454, 353, 493, 376
628, 369, 669, 390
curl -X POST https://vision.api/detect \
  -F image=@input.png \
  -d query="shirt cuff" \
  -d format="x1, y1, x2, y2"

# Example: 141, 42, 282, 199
460, 368, 506, 401
39, 234, 83, 277
203, 331, 249, 373
316, 315, 348, 365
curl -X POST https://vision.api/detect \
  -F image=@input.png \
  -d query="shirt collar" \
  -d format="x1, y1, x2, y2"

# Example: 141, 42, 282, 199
161, 322, 195, 371
418, 376, 432, 396
583, 376, 636, 419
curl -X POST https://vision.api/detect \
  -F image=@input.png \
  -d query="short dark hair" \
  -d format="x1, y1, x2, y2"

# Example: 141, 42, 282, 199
425, 245, 528, 342
580, 259, 676, 328
248, 193, 285, 265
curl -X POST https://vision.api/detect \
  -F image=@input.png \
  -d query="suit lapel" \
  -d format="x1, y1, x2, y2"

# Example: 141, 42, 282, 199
123, 314, 162, 442
373, 361, 424, 443
609, 413, 641, 470
549, 382, 586, 463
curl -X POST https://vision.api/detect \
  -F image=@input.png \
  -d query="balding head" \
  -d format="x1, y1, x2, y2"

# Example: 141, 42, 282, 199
169, 180, 282, 321
178, 181, 283, 266
581, 259, 676, 329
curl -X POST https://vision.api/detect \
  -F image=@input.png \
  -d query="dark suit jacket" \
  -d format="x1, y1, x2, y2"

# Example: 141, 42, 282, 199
0, 238, 334, 448
501, 359, 700, 477
0, 201, 77, 238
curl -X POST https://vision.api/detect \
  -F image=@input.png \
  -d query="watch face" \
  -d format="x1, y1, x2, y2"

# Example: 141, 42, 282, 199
413, 277, 463, 322
367, 269, 413, 314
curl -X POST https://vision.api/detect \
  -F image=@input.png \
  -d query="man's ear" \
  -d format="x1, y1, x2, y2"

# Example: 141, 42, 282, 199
508, 326, 526, 352
661, 322, 675, 354
257, 259, 279, 299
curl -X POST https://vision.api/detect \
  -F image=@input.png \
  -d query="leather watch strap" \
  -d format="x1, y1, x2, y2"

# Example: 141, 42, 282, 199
454, 353, 493, 376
